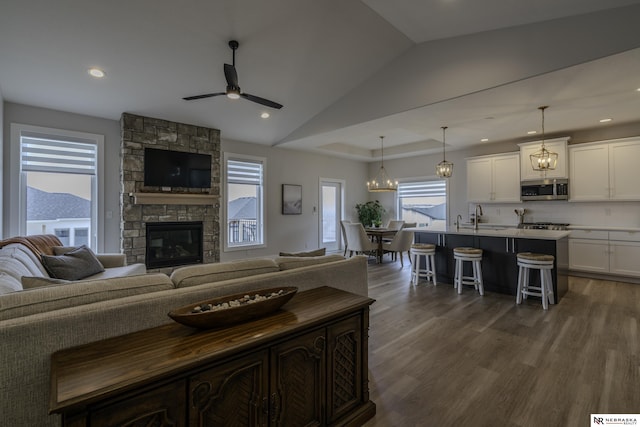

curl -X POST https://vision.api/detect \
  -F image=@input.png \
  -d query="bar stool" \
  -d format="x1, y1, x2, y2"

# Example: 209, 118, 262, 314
516, 252, 555, 310
453, 247, 484, 295
410, 243, 436, 286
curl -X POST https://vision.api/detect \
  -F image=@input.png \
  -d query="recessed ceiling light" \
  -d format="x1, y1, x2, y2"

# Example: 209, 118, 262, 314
527, 131, 537, 135
636, 88, 640, 92
480, 138, 489, 142
88, 68, 105, 78
599, 118, 613, 123
261, 112, 270, 119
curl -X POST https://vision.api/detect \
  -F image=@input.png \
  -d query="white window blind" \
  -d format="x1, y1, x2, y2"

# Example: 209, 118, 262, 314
20, 135, 97, 175
397, 180, 446, 198
227, 159, 263, 185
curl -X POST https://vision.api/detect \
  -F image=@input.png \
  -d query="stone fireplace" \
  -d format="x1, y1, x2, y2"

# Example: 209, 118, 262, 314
120, 113, 221, 273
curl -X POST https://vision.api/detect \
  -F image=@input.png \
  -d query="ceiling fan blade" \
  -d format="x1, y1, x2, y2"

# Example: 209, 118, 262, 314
224, 63, 238, 87
183, 92, 226, 101
241, 93, 283, 109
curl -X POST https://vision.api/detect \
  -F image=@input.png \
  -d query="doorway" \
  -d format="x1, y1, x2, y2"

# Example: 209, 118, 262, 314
319, 179, 344, 253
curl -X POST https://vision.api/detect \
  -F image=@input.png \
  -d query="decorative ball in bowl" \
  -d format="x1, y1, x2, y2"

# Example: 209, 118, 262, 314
168, 287, 298, 329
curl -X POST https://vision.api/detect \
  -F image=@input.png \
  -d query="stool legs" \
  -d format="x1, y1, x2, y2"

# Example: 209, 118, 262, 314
516, 262, 554, 309
411, 251, 436, 286
454, 256, 483, 295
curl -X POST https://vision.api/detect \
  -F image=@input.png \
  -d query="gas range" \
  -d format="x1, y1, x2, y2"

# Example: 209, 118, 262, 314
518, 222, 569, 231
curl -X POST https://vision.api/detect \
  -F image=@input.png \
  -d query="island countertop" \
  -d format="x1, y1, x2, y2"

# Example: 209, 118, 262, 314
406, 226, 570, 240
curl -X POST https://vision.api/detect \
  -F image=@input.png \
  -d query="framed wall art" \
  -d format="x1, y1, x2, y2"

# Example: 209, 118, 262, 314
282, 184, 302, 215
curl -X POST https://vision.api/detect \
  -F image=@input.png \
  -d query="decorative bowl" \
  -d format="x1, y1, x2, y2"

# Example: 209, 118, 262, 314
168, 287, 298, 329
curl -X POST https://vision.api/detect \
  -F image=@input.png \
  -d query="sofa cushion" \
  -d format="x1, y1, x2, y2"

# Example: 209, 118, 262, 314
2, 243, 49, 276
21, 276, 69, 289
275, 254, 345, 270
41, 245, 105, 280
170, 258, 280, 288
278, 247, 326, 257
0, 273, 174, 321
0, 272, 23, 295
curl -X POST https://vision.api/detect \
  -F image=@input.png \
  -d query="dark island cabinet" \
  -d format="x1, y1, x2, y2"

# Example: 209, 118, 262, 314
415, 232, 568, 302
51, 287, 375, 427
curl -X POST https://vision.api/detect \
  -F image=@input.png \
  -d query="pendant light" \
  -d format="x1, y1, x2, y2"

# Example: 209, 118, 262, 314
367, 136, 398, 192
530, 106, 558, 171
436, 126, 453, 178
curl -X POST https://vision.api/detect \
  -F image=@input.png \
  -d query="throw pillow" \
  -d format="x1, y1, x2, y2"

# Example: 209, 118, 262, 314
278, 247, 326, 257
41, 245, 105, 280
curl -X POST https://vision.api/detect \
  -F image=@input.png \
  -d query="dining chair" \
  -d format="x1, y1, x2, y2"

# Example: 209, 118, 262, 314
340, 219, 351, 256
344, 223, 378, 259
382, 229, 415, 266
386, 220, 405, 230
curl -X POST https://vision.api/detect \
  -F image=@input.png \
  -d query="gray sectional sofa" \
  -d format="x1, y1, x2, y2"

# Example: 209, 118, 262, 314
0, 238, 369, 427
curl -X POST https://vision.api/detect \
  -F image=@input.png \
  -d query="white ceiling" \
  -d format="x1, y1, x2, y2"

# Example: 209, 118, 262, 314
1, 0, 640, 162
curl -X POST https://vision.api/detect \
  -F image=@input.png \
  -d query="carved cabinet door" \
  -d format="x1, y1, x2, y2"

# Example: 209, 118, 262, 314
89, 380, 187, 427
270, 328, 326, 427
326, 315, 363, 424
189, 350, 270, 427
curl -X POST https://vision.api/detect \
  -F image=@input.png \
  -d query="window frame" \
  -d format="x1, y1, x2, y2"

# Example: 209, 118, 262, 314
9, 123, 104, 251
395, 177, 450, 226
223, 152, 267, 252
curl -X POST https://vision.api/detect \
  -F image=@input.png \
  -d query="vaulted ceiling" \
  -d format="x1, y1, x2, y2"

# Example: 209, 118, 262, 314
1, 0, 640, 161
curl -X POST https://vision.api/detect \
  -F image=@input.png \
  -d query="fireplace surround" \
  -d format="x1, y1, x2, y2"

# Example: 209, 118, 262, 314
120, 113, 221, 272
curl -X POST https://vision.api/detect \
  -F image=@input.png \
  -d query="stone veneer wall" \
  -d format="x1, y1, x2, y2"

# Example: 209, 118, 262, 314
120, 113, 221, 272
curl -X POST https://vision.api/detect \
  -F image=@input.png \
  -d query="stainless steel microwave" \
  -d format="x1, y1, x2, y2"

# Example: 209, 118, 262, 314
520, 178, 568, 201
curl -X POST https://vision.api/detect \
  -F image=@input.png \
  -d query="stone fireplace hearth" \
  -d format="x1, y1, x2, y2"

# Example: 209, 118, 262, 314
120, 113, 221, 273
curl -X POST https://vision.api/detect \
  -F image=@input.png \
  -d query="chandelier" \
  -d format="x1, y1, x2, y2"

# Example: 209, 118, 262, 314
436, 126, 453, 178
530, 106, 558, 171
367, 136, 397, 192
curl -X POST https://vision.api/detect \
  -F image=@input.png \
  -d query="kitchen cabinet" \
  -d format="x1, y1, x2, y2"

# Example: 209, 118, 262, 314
466, 153, 520, 203
518, 137, 569, 181
51, 287, 376, 427
414, 231, 568, 301
570, 230, 640, 277
569, 137, 640, 201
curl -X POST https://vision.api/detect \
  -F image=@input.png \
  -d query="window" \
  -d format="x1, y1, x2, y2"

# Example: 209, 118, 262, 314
11, 124, 104, 251
224, 154, 265, 250
397, 179, 447, 227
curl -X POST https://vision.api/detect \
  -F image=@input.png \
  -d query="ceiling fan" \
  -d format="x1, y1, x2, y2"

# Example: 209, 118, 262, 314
183, 40, 283, 109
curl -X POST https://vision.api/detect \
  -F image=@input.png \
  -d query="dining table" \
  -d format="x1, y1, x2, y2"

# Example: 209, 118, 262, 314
365, 227, 399, 263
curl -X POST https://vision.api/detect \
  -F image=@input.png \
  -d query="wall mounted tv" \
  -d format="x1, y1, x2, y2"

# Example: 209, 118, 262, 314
144, 148, 212, 189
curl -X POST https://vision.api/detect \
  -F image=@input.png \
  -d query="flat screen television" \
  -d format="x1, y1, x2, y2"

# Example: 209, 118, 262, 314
144, 148, 212, 189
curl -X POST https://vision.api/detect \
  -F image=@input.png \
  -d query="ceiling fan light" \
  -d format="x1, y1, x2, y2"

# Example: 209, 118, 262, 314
226, 89, 240, 99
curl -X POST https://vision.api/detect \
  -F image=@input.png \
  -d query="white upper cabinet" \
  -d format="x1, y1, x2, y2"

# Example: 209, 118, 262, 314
466, 153, 520, 203
569, 137, 640, 201
518, 137, 569, 181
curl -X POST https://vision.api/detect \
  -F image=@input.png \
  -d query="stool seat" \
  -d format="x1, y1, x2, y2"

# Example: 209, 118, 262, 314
517, 252, 554, 263
453, 247, 484, 295
411, 243, 436, 251
410, 245, 436, 286
516, 252, 554, 309
453, 247, 482, 256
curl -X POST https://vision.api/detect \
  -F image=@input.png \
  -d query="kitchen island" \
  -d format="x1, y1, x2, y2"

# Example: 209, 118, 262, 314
409, 227, 570, 303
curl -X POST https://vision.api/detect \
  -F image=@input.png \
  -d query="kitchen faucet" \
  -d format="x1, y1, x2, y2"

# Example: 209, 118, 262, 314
474, 204, 483, 231
456, 214, 463, 231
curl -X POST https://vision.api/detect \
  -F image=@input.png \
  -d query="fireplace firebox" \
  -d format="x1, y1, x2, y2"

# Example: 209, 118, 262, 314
145, 221, 203, 269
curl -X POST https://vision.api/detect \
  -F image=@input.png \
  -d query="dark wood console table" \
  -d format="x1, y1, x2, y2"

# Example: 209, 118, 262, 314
50, 287, 376, 427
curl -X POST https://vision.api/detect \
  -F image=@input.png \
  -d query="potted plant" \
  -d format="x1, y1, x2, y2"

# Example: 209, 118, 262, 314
355, 200, 385, 228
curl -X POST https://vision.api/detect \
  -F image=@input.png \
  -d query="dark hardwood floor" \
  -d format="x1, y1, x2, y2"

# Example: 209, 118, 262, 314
362, 258, 640, 427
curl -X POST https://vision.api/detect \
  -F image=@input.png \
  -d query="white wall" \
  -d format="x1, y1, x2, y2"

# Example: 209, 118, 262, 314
220, 139, 368, 261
